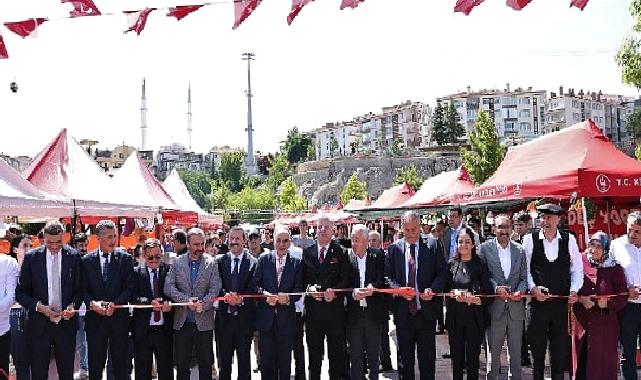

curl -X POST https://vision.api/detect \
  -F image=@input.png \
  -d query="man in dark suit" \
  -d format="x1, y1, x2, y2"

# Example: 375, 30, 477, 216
16, 220, 82, 380
387, 211, 447, 380
215, 227, 257, 380
479, 214, 528, 380
346, 224, 388, 380
253, 228, 304, 380
302, 216, 350, 380
81, 219, 135, 380
131, 238, 173, 380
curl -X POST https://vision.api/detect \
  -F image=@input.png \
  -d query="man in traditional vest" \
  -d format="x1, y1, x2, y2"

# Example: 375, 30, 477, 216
523, 204, 583, 380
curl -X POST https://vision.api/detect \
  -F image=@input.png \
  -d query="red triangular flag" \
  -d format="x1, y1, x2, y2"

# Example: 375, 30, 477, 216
61, 0, 101, 17
233, 0, 262, 29
4, 18, 47, 38
167, 5, 203, 21
124, 8, 154, 35
570, 0, 589, 10
288, 0, 314, 25
506, 0, 532, 10
454, 0, 485, 15
0, 34, 8, 59
340, 0, 365, 10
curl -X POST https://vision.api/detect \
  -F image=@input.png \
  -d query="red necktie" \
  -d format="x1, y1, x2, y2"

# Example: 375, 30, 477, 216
319, 247, 326, 264
408, 244, 417, 316
152, 269, 161, 322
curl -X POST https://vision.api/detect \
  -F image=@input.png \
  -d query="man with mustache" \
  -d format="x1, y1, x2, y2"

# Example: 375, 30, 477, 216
165, 228, 221, 380
215, 227, 257, 380
480, 214, 528, 380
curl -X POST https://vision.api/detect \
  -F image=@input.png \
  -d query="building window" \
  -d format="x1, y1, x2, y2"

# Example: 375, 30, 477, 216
519, 97, 531, 105
502, 96, 517, 106
573, 113, 581, 121
572, 100, 580, 108
519, 109, 531, 118
519, 122, 531, 132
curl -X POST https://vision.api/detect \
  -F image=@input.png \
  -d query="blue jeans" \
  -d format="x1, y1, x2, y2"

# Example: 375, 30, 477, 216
76, 316, 88, 371
9, 307, 30, 380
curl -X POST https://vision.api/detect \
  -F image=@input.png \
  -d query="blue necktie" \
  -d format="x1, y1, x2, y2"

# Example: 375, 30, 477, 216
102, 253, 109, 284
230, 257, 240, 314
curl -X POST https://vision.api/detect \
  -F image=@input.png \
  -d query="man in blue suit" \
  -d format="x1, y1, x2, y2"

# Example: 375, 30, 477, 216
387, 211, 447, 380
215, 226, 257, 380
253, 228, 304, 380
81, 220, 135, 380
16, 220, 82, 380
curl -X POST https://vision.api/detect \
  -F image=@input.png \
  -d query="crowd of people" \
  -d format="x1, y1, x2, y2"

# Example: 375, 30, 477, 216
0, 204, 639, 380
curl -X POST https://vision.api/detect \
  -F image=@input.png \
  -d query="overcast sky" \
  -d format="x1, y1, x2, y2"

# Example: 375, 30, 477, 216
0, 0, 636, 157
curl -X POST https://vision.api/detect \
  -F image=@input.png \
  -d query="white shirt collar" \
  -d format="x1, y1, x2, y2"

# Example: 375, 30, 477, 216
147, 266, 160, 274
495, 238, 511, 251
46, 248, 61, 258
537, 229, 562, 241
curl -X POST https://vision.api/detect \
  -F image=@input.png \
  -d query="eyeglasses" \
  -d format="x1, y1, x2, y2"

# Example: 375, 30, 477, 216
147, 255, 162, 261
276, 239, 290, 244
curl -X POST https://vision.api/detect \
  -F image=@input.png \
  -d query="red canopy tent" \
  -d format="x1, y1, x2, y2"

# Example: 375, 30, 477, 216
366, 182, 415, 210
403, 167, 475, 208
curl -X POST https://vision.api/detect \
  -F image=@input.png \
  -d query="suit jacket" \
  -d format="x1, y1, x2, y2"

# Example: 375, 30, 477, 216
16, 246, 82, 337
302, 240, 350, 323
346, 248, 388, 326
164, 253, 221, 332
387, 237, 447, 323
478, 239, 527, 321
81, 249, 135, 334
215, 250, 257, 334
253, 251, 303, 332
131, 263, 174, 342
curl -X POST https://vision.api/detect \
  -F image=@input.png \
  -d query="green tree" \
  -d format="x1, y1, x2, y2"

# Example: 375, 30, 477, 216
617, 1, 641, 87
340, 173, 367, 204
389, 138, 403, 156
350, 137, 361, 154
445, 102, 465, 144
431, 102, 447, 145
211, 182, 232, 210
395, 165, 423, 190
330, 137, 339, 157
177, 169, 213, 210
460, 109, 505, 185
636, 145, 641, 160
283, 127, 314, 164
225, 187, 275, 211
265, 153, 290, 192
219, 151, 245, 192
628, 108, 641, 143
307, 144, 316, 161
280, 177, 307, 211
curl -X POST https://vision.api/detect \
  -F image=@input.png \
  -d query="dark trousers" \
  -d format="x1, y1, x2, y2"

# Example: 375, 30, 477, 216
174, 323, 213, 380
30, 325, 76, 380
620, 302, 641, 380
215, 315, 252, 380
10, 308, 30, 380
293, 312, 306, 380
521, 300, 531, 362
134, 327, 174, 380
0, 331, 10, 378
395, 314, 436, 380
349, 311, 382, 380
87, 323, 129, 380
448, 320, 483, 380
306, 319, 346, 380
259, 322, 294, 380
528, 301, 569, 380
435, 297, 445, 331
379, 317, 392, 369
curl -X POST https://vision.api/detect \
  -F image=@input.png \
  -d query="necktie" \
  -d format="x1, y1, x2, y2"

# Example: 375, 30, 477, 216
408, 244, 417, 316
230, 258, 240, 314
152, 269, 160, 322
102, 253, 109, 284
319, 247, 326, 264
51, 254, 61, 311
277, 257, 285, 286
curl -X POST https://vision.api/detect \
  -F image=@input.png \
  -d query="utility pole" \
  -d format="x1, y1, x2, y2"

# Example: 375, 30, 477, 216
242, 52, 257, 176
141, 78, 148, 151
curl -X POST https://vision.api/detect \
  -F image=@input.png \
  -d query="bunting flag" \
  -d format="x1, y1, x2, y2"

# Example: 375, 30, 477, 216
287, 0, 314, 25
506, 0, 532, 10
124, 8, 155, 35
167, 5, 204, 21
0, 34, 8, 59
4, 18, 47, 38
340, 0, 365, 10
233, 0, 262, 29
570, 0, 589, 10
454, 0, 485, 15
61, 0, 102, 17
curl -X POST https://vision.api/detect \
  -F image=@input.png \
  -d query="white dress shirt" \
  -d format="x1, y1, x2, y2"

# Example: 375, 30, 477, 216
230, 252, 243, 273
147, 267, 164, 325
356, 253, 367, 307
317, 242, 329, 261
46, 249, 62, 308
496, 239, 512, 280
0, 255, 17, 335
611, 236, 641, 303
289, 247, 305, 313
523, 230, 583, 293
403, 241, 421, 311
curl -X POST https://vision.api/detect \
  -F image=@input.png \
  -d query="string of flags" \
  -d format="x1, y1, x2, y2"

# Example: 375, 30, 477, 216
0, 0, 590, 59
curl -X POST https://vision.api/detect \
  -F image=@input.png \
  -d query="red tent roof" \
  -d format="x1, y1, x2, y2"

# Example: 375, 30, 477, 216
403, 166, 475, 208
367, 182, 415, 210
458, 119, 641, 204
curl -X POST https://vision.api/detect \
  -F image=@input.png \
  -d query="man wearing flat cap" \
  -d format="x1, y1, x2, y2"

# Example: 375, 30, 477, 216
523, 204, 583, 380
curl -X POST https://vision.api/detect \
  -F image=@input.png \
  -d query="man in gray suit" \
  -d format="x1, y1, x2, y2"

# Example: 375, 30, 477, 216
165, 228, 222, 380
479, 214, 527, 380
